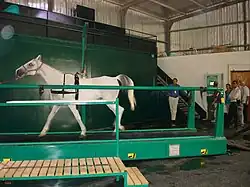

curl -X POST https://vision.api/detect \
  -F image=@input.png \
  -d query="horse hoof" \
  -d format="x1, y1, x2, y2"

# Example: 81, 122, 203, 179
79, 134, 87, 139
38, 133, 46, 138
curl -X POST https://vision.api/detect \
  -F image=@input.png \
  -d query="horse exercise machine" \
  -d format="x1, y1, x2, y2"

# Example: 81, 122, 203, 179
0, 84, 226, 186
0, 84, 227, 160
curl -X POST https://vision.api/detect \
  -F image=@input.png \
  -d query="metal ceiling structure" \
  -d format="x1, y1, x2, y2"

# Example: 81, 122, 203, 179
105, 0, 248, 22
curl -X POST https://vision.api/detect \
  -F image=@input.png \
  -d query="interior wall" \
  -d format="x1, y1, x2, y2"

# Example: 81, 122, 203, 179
170, 2, 247, 55
158, 51, 250, 111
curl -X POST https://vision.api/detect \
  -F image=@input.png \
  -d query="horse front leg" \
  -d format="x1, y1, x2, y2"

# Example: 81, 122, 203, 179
39, 105, 60, 137
68, 105, 87, 138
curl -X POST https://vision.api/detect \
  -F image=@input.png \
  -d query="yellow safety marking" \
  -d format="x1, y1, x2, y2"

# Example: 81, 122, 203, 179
3, 158, 11, 163
128, 153, 136, 159
201, 149, 208, 155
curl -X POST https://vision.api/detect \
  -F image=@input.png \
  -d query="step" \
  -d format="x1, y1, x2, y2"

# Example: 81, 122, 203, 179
126, 167, 149, 187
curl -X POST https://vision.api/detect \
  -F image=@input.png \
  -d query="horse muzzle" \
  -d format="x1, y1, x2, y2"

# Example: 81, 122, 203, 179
15, 68, 25, 79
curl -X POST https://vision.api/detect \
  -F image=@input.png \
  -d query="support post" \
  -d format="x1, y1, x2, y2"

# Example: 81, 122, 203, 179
120, 8, 128, 28
242, 1, 247, 51
215, 91, 224, 137
187, 91, 195, 130
81, 23, 88, 125
115, 98, 120, 157
48, 0, 54, 12
164, 21, 173, 56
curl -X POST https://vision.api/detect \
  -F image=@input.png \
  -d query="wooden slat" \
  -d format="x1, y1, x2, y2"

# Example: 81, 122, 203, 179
127, 167, 141, 185
30, 161, 43, 177
79, 158, 86, 166
27, 160, 37, 167
95, 166, 103, 174
4, 168, 17, 177
132, 167, 149, 185
42, 160, 51, 167
100, 157, 108, 165
55, 167, 63, 176
34, 160, 44, 167
57, 159, 64, 167
63, 166, 71, 175
107, 157, 119, 172
0, 162, 5, 169
72, 159, 79, 166
113, 157, 126, 172
50, 160, 58, 167
64, 159, 71, 167
0, 168, 9, 178
47, 167, 56, 176
80, 166, 87, 174
86, 158, 93, 166
102, 165, 112, 173
87, 165, 96, 174
22, 161, 36, 177
13, 167, 25, 177
47, 160, 57, 177
127, 174, 134, 185
4, 161, 15, 168
93, 158, 101, 165
72, 166, 79, 175
12, 161, 23, 168
39, 167, 49, 176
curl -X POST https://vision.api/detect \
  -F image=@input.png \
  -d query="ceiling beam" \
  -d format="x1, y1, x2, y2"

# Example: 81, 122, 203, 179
121, 0, 146, 10
102, 0, 168, 21
149, 0, 186, 15
187, 0, 206, 9
170, 0, 248, 22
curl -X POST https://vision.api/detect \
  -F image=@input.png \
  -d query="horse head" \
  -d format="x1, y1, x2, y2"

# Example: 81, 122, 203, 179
15, 54, 43, 79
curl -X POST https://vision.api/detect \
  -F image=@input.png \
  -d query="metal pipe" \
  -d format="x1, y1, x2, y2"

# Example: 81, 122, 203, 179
170, 44, 250, 53
170, 0, 248, 22
170, 19, 250, 33
0, 84, 223, 91
243, 1, 247, 50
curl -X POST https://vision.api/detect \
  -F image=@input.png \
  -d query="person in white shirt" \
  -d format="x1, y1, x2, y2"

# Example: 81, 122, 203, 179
240, 81, 249, 124
227, 80, 241, 128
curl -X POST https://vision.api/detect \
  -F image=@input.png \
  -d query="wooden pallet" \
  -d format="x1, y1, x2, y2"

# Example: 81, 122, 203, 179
0, 157, 126, 178
126, 167, 149, 187
0, 157, 149, 186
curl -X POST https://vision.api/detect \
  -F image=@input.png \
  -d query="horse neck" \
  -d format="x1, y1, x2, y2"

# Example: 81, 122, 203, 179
37, 63, 67, 84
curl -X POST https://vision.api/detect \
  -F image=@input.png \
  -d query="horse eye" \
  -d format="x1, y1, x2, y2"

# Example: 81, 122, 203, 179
28, 63, 34, 67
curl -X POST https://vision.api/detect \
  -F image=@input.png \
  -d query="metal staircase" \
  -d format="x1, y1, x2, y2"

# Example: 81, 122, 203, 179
157, 66, 206, 120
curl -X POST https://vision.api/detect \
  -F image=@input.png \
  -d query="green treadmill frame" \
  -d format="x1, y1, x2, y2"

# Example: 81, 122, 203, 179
0, 84, 226, 161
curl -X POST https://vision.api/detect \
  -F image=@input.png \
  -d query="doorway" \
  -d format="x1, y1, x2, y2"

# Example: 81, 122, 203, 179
231, 71, 250, 122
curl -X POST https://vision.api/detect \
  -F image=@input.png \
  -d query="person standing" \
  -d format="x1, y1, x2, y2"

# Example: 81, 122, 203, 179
240, 81, 249, 124
211, 81, 220, 123
227, 80, 241, 128
168, 78, 180, 127
225, 84, 231, 113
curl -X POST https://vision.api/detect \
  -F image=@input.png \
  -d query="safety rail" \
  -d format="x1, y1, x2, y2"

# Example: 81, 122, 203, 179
0, 84, 225, 138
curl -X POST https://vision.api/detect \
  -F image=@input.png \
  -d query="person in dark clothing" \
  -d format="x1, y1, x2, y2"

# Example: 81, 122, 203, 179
227, 80, 241, 128
224, 83, 231, 127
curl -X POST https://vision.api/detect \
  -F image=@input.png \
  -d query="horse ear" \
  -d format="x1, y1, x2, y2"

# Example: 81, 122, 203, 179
36, 55, 42, 61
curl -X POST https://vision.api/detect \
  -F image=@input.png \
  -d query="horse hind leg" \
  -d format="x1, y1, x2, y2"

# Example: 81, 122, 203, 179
107, 104, 125, 131
39, 105, 60, 137
68, 105, 87, 138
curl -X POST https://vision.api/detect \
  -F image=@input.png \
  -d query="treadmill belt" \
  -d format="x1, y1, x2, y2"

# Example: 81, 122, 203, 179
0, 131, 208, 143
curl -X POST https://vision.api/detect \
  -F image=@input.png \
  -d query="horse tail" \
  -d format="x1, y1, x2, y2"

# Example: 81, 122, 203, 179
116, 74, 136, 111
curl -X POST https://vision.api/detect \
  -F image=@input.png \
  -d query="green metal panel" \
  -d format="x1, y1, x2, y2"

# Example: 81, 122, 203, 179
0, 137, 227, 161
